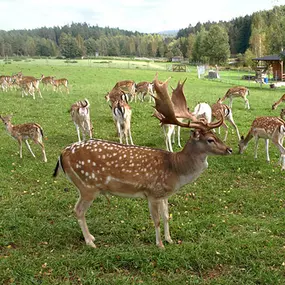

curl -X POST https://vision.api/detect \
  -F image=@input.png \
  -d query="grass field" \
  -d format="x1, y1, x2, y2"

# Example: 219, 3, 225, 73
1, 59, 285, 284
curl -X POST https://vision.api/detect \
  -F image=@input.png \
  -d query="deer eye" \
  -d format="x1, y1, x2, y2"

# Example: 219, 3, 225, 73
207, 138, 215, 143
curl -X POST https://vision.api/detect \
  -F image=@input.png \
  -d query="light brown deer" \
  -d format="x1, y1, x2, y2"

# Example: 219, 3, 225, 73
69, 99, 93, 142
280, 108, 285, 120
105, 87, 129, 105
135, 81, 154, 102
220, 86, 250, 109
111, 99, 134, 145
16, 73, 44, 98
238, 116, 285, 169
0, 115, 47, 162
211, 99, 240, 141
52, 78, 69, 94
272, 94, 285, 110
53, 75, 232, 248
42, 76, 54, 91
113, 80, 136, 102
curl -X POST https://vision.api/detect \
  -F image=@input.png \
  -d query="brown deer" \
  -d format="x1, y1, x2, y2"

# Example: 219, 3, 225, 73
238, 116, 285, 169
220, 86, 250, 109
69, 99, 93, 142
135, 81, 154, 102
272, 94, 285, 110
211, 99, 240, 141
0, 115, 47, 162
53, 75, 232, 248
42, 76, 55, 91
105, 87, 129, 105
16, 73, 44, 98
52, 78, 69, 94
113, 80, 136, 102
111, 99, 134, 145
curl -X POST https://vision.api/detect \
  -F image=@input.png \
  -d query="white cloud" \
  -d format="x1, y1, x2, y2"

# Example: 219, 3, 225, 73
0, 0, 284, 33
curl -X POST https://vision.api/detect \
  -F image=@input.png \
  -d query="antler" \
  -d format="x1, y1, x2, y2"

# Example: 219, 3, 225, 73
152, 75, 224, 131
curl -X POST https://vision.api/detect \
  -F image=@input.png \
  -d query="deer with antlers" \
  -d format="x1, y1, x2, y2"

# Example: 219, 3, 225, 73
53, 75, 232, 248
0, 115, 47, 162
220, 86, 250, 109
155, 78, 198, 152
69, 99, 93, 142
272, 94, 285, 110
211, 98, 240, 141
238, 116, 285, 169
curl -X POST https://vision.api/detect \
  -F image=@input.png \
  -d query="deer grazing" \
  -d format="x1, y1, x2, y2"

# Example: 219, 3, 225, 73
220, 86, 250, 109
238, 116, 285, 169
211, 99, 240, 141
69, 99, 93, 142
111, 99, 134, 145
53, 75, 232, 248
272, 94, 285, 110
0, 115, 47, 162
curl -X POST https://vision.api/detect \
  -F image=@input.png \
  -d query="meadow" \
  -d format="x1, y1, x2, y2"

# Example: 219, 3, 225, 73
1, 58, 285, 284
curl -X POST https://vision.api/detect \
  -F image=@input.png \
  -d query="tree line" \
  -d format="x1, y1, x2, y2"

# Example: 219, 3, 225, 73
1, 5, 285, 66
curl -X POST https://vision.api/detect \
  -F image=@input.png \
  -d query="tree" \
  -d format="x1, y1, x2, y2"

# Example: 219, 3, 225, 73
203, 24, 230, 64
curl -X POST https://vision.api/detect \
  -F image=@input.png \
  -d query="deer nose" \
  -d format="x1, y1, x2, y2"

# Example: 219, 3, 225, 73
227, 148, 233, 154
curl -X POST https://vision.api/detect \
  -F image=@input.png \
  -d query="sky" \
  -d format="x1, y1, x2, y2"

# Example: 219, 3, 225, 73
1, 0, 285, 34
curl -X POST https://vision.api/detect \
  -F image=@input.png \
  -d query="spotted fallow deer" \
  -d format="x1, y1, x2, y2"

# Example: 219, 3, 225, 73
280, 108, 285, 120
220, 86, 250, 109
105, 87, 129, 105
238, 116, 285, 169
211, 99, 240, 141
52, 78, 69, 94
41, 76, 54, 91
69, 99, 93, 142
272, 94, 285, 110
53, 75, 232, 248
16, 73, 44, 99
0, 115, 47, 162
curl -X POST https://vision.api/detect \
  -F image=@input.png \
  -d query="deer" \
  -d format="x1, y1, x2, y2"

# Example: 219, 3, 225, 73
280, 108, 285, 120
193, 102, 212, 124
0, 115, 47, 162
211, 98, 240, 141
113, 80, 136, 102
272, 94, 285, 110
220, 86, 250, 109
155, 78, 197, 152
69, 99, 93, 142
111, 99, 134, 145
238, 116, 285, 169
41, 76, 55, 91
135, 81, 155, 102
105, 87, 129, 105
16, 73, 44, 98
52, 78, 69, 94
52, 75, 232, 249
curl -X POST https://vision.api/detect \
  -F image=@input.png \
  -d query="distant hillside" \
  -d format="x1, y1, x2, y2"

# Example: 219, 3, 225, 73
157, 30, 178, 36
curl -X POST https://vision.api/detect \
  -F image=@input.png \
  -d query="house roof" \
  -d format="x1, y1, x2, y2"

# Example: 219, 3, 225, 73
253, 51, 285, 61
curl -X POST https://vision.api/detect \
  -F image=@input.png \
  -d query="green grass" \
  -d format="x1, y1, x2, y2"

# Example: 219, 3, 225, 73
1, 60, 285, 284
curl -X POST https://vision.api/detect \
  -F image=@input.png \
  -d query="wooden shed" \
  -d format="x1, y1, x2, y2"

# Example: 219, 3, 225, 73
253, 51, 285, 81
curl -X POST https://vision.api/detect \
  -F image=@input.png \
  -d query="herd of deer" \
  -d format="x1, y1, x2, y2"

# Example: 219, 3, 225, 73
2, 72, 285, 248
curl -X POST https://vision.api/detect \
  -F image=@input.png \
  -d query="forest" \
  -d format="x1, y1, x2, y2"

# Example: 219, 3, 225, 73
1, 5, 285, 65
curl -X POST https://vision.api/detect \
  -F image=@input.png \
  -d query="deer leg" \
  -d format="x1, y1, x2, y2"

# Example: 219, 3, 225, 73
160, 198, 173, 244
18, 139, 23, 158
74, 124, 81, 142
25, 140, 36, 158
222, 123, 228, 142
74, 196, 96, 248
254, 137, 259, 159
127, 126, 134, 145
264, 139, 270, 162
177, 126, 182, 148
229, 98, 233, 108
227, 115, 241, 140
35, 139, 47, 162
245, 98, 250, 109
271, 137, 285, 169
148, 199, 164, 248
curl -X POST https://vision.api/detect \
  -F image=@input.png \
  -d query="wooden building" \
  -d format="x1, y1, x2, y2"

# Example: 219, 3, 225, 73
253, 51, 285, 81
